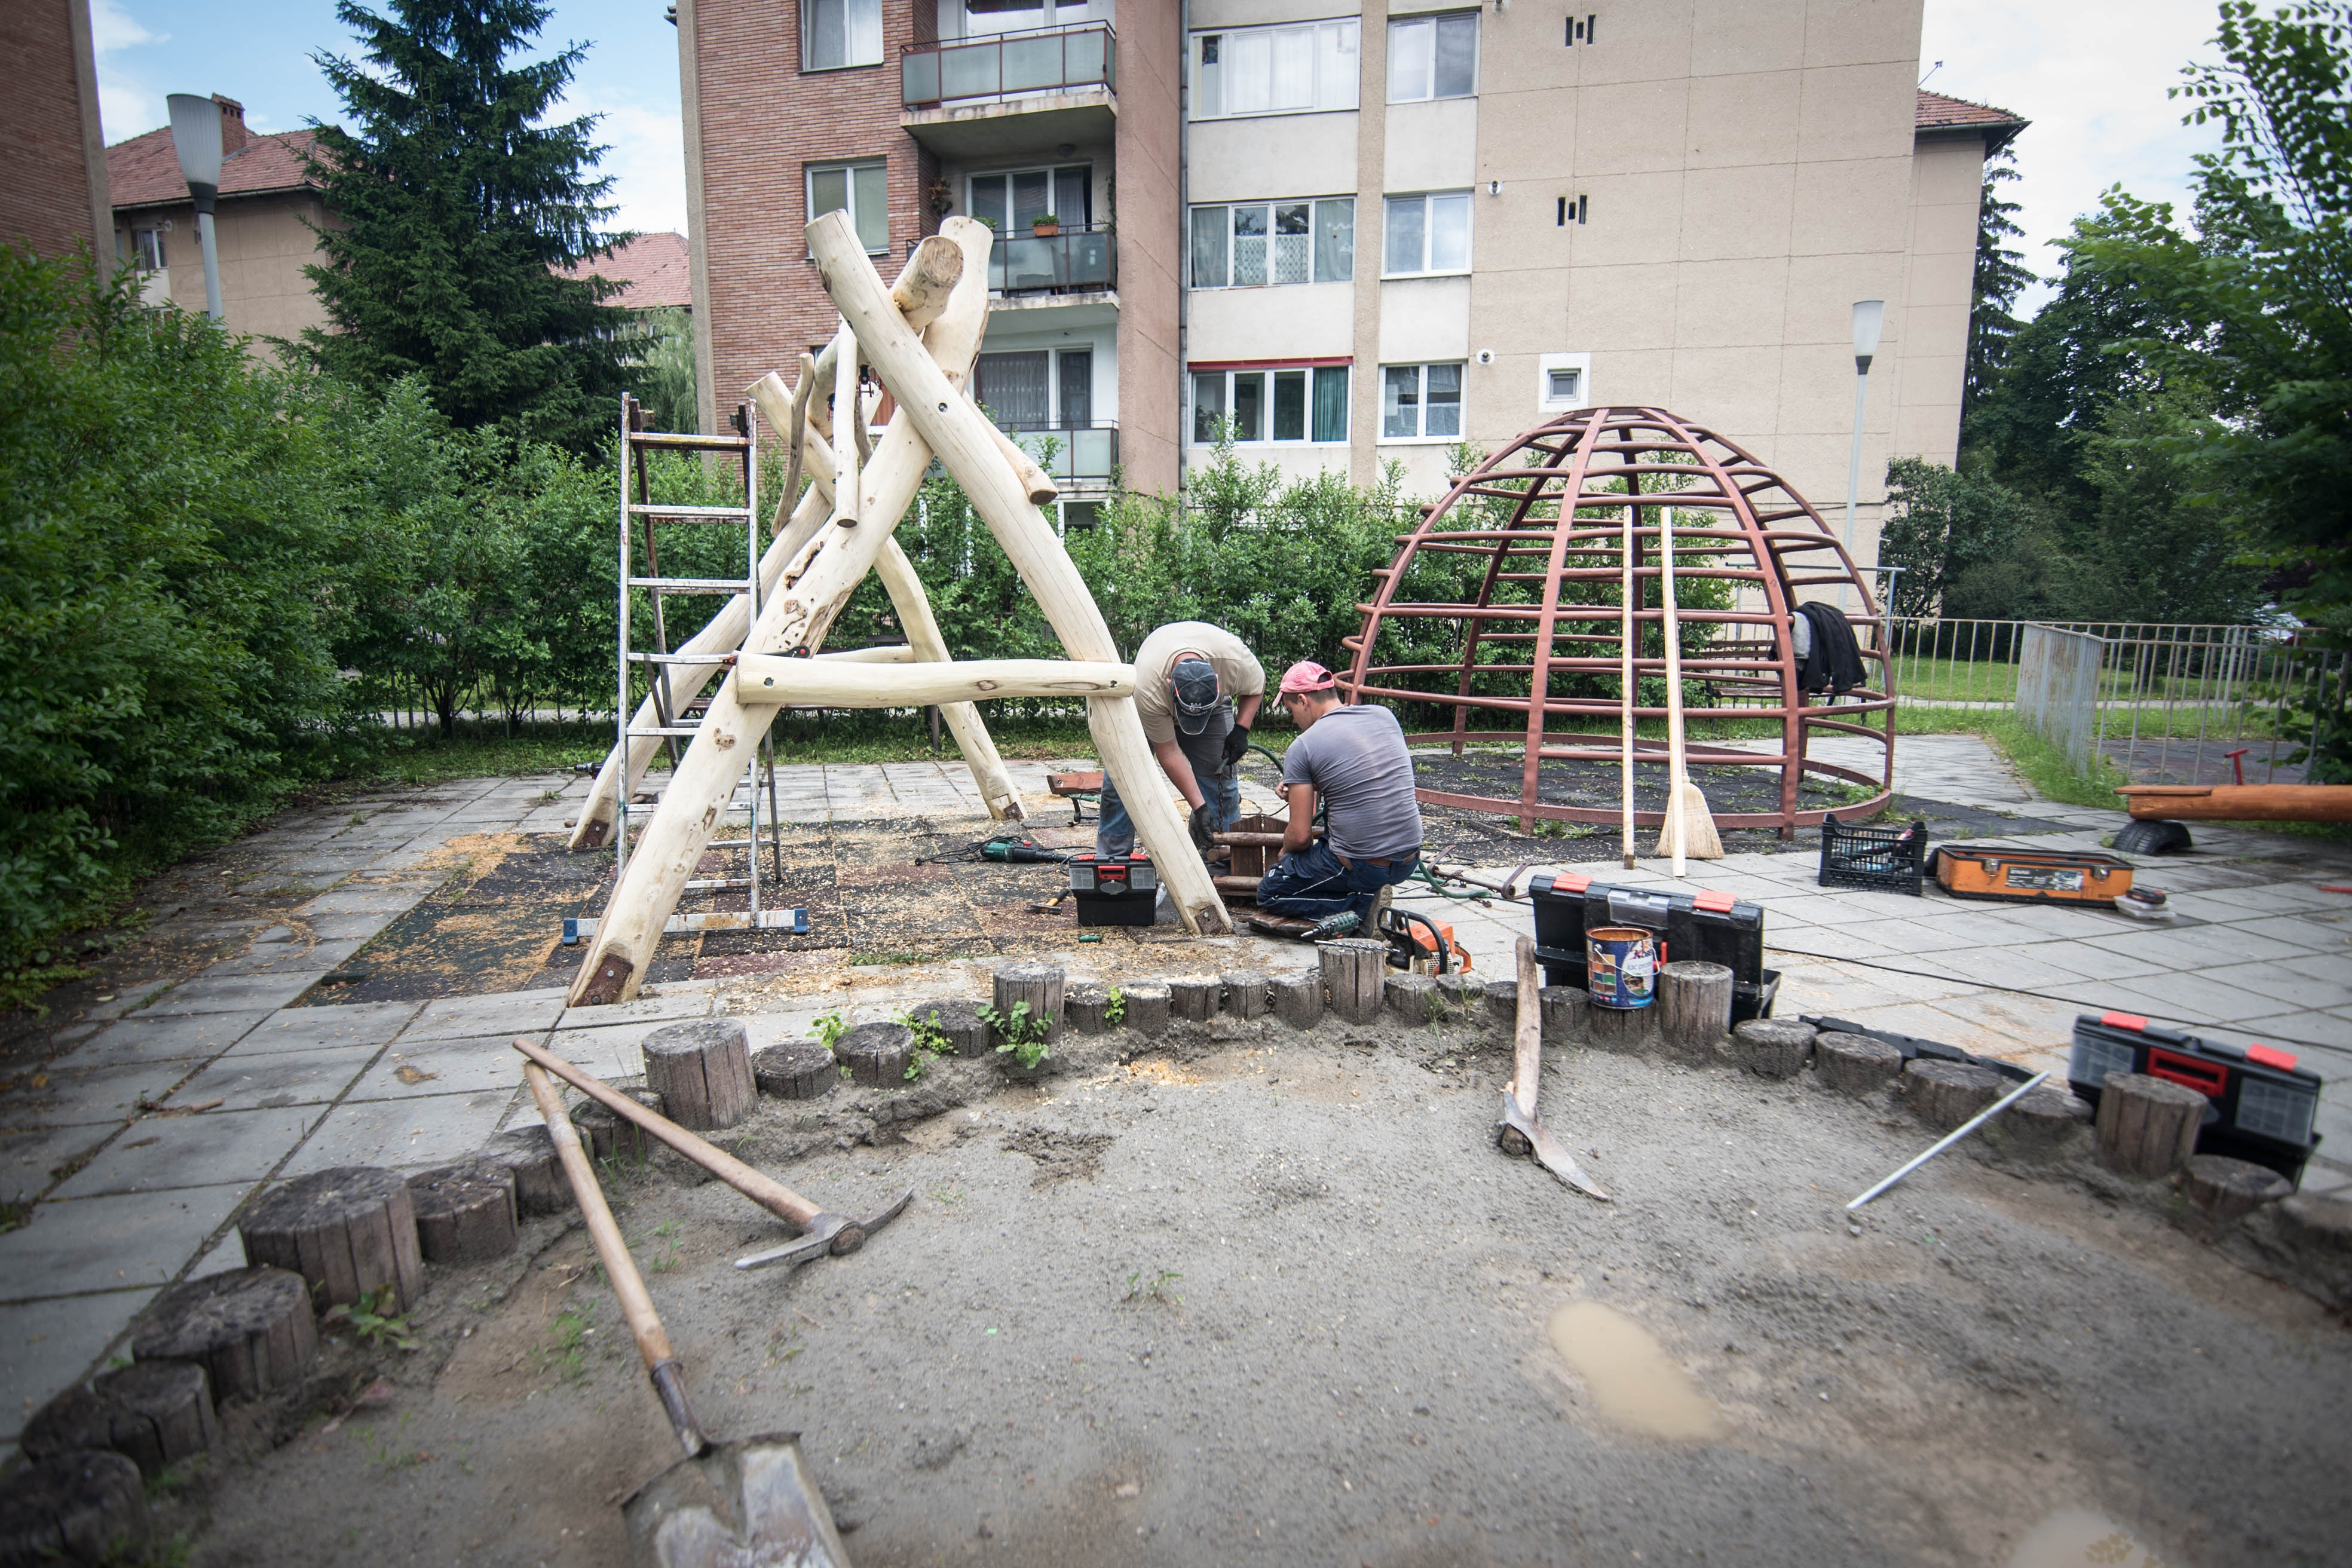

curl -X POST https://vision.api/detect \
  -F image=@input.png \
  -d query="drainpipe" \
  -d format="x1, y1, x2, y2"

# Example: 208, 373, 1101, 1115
1175, 0, 1189, 506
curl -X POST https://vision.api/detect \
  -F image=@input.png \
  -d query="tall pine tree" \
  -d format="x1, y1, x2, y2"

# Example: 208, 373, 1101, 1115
302, 0, 630, 454
1961, 146, 2035, 431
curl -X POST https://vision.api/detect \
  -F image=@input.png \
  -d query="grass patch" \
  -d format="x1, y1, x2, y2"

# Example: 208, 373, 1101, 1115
1895, 708, 2125, 810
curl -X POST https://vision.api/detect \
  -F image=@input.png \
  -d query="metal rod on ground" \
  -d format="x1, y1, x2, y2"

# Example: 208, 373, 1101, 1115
1845, 1070, 2049, 1211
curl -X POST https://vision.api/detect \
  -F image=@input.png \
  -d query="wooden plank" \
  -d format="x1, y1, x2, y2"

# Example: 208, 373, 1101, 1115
2119, 784, 2352, 823
733, 656, 1135, 705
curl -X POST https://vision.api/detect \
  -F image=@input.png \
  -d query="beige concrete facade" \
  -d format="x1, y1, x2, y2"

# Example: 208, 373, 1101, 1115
122, 193, 332, 348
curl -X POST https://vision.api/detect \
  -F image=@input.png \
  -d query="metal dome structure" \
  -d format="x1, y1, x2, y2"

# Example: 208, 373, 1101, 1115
1340, 406, 1894, 835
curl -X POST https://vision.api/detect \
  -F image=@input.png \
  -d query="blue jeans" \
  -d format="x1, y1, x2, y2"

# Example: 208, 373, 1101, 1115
1095, 768, 1239, 858
1255, 841, 1419, 927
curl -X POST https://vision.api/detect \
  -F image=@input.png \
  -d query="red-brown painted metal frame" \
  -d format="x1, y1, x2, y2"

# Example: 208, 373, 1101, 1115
1340, 406, 1894, 834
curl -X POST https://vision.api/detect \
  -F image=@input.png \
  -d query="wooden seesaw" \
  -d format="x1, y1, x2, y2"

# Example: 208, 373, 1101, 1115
564, 213, 1232, 1007
2114, 782, 2352, 854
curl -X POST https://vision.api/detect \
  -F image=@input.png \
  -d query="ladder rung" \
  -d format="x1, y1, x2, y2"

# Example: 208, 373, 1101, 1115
628, 725, 701, 737
628, 576, 752, 594
628, 431, 751, 451
627, 651, 726, 665
682, 877, 754, 890
662, 908, 807, 935
627, 503, 755, 519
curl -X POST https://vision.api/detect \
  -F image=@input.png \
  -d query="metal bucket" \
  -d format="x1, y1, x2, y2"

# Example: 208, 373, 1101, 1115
1586, 926, 1657, 1009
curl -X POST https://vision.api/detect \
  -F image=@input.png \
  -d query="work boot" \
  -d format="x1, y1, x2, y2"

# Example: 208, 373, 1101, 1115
1308, 909, 1361, 940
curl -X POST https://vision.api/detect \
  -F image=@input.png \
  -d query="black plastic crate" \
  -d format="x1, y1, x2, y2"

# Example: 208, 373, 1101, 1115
2070, 1010, 2323, 1186
1527, 872, 1779, 1022
1818, 813, 1928, 894
1066, 850, 1159, 927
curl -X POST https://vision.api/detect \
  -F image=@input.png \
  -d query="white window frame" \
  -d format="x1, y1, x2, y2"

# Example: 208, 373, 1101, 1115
1382, 191, 1472, 277
1538, 352, 1593, 412
803, 0, 883, 71
1189, 198, 1353, 289
1190, 364, 1352, 446
128, 227, 166, 272
1190, 19, 1360, 120
807, 160, 889, 255
1387, 11, 1478, 103
1380, 362, 1464, 442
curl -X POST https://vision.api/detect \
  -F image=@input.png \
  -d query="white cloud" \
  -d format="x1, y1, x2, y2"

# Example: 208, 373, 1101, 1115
88, 0, 160, 53
1921, 0, 2227, 311
580, 98, 687, 238
90, 0, 168, 142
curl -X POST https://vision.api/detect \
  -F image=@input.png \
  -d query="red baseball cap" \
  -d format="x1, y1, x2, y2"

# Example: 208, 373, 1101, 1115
1279, 660, 1338, 696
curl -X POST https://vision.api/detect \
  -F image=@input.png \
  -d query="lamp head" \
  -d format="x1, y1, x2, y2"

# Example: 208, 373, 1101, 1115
167, 94, 224, 210
1851, 298, 1885, 373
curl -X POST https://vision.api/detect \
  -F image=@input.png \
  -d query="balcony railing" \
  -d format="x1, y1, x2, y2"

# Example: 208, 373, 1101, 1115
1004, 424, 1117, 485
990, 225, 1115, 295
902, 22, 1116, 108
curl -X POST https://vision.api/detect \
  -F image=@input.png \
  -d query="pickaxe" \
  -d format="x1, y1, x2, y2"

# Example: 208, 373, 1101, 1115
513, 1036, 913, 1273
1494, 936, 1612, 1200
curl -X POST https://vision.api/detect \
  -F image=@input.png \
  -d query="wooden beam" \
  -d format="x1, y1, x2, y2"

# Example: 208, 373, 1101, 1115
808, 210, 1232, 935
735, 657, 1134, 706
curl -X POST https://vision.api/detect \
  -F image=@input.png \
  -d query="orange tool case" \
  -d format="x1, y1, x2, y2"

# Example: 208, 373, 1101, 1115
1931, 844, 2134, 905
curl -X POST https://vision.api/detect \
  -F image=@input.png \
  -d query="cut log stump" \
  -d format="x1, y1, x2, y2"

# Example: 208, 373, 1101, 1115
2179, 1153, 2290, 1222
572, 1087, 664, 1165
238, 1166, 423, 1310
1481, 980, 1518, 1035
993, 962, 1065, 1042
909, 999, 990, 1058
1434, 971, 1483, 1014
476, 1125, 571, 1217
1222, 970, 1270, 1020
133, 1267, 317, 1404
1271, 970, 1322, 1030
0, 1450, 149, 1567
751, 1041, 836, 1100
1119, 981, 1170, 1036
1733, 1018, 1815, 1080
1065, 982, 1113, 1034
1814, 1032, 1902, 1097
1904, 1059, 2004, 1131
1385, 972, 1437, 1025
1321, 939, 1387, 1025
1587, 1000, 1658, 1055
2094, 1071, 2206, 1178
22, 1362, 218, 1478
1989, 1087, 2091, 1159
641, 1019, 757, 1131
835, 1022, 915, 1086
1539, 985, 1587, 1045
407, 1162, 519, 1265
1168, 976, 1219, 1023
1657, 962, 1733, 1059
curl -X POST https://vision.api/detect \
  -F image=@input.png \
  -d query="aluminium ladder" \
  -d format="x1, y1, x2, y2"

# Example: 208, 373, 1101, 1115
613, 394, 798, 935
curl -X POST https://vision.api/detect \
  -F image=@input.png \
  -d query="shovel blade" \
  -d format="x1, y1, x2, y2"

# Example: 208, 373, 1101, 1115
626, 1432, 852, 1568
1499, 1092, 1613, 1201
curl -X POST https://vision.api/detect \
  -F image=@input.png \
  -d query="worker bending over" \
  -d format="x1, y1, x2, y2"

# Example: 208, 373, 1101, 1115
1097, 621, 1264, 859
1255, 661, 1423, 936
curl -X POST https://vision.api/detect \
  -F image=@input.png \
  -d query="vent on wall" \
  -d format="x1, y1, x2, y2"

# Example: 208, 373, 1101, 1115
1566, 13, 1596, 45
1556, 195, 1588, 226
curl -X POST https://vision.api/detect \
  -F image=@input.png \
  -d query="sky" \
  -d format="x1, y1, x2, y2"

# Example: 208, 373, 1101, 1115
92, 0, 2236, 311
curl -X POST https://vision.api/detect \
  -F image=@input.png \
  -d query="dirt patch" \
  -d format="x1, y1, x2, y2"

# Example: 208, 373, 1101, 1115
1001, 1126, 1116, 1186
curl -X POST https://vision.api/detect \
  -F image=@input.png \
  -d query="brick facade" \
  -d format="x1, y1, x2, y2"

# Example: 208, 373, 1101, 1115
0, 0, 111, 270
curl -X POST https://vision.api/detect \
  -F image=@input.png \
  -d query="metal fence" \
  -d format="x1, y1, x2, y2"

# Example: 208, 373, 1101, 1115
1884, 617, 2349, 784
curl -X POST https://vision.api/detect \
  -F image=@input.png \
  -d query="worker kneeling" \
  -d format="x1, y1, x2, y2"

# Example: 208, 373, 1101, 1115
1256, 661, 1423, 938
1097, 621, 1264, 860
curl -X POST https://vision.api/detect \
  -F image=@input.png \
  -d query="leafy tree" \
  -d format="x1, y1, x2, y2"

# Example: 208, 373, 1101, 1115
627, 307, 699, 436
1878, 456, 2057, 620
302, 0, 633, 454
1963, 148, 2035, 424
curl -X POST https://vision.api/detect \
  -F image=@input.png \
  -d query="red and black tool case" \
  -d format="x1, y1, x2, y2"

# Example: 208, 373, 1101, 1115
1527, 872, 1779, 1022
1065, 850, 1158, 927
2069, 1011, 2323, 1184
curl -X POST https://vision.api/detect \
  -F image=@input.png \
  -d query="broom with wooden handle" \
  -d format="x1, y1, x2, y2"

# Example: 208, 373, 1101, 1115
1619, 500, 1637, 870
1653, 507, 1723, 871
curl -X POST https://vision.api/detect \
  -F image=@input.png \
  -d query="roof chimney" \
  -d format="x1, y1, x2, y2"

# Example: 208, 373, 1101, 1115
212, 95, 247, 155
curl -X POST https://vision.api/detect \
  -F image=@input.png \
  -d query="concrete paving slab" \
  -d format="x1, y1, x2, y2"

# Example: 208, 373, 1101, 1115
53, 1105, 318, 1198
64, 1009, 273, 1069
204, 939, 368, 978
132, 970, 329, 1017
402, 988, 569, 1044
2081, 969, 2247, 1025
555, 990, 714, 1032
166, 1049, 379, 1112
2187, 882, 2352, 915
2084, 922, 2319, 969
0, 1184, 247, 1301
228, 1000, 423, 1055
350, 1036, 530, 1102
1916, 990, 2087, 1056
2228, 912, 2352, 951
1, 1125, 118, 1204
2015, 939, 2176, 982
284, 1090, 513, 1174
0, 1288, 151, 1446
2234, 1010, 2352, 1054
537, 1024, 647, 1080
2215, 958, 2352, 1012
185, 1228, 249, 1281
2, 1062, 197, 1128
298, 887, 436, 918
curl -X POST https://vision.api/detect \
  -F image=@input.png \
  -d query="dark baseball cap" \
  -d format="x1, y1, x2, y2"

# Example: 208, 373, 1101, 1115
1169, 657, 1223, 734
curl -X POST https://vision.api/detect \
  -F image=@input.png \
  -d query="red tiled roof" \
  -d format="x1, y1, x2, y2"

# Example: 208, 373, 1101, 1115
1916, 89, 2029, 145
108, 124, 326, 210
562, 231, 693, 311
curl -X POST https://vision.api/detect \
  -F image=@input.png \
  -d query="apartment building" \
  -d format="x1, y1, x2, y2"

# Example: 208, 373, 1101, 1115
1, 0, 112, 272
678, 0, 2020, 550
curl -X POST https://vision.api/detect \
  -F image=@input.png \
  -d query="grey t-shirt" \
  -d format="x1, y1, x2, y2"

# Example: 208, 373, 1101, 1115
1281, 705, 1423, 861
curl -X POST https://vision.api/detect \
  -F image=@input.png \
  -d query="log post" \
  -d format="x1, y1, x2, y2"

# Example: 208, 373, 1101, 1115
0, 1451, 149, 1566
573, 1087, 665, 1164
1435, 972, 1483, 1014
835, 1022, 916, 1086
1168, 976, 1220, 1024
1271, 970, 1323, 1030
2095, 1071, 2207, 1178
1065, 982, 1114, 1034
1539, 985, 1587, 1046
641, 1019, 757, 1131
133, 1267, 317, 1404
23, 1362, 219, 1477
1119, 980, 1171, 1036
476, 1125, 572, 1217
1987, 1086, 2091, 1159
239, 1167, 424, 1310
1222, 970, 1270, 1020
1482, 979, 1518, 1036
407, 1163, 520, 1264
993, 962, 1066, 1042
1732, 1018, 1815, 1080
2178, 1154, 2292, 1222
1656, 961, 1733, 1059
1903, 1059, 2004, 1131
751, 1042, 836, 1100
1587, 1000, 1658, 1055
1814, 1032, 1903, 1096
1385, 972, 1438, 1025
1321, 939, 1388, 1025
910, 999, 990, 1057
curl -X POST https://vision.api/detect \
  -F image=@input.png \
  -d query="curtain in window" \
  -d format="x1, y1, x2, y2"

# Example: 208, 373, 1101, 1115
1270, 25, 1315, 109
852, 164, 887, 251
1272, 204, 1311, 284
1227, 29, 1271, 114
1384, 197, 1423, 274
1055, 167, 1090, 226
1058, 350, 1092, 428
1190, 206, 1227, 288
1313, 366, 1349, 442
1383, 366, 1419, 438
806, 0, 881, 69
1425, 363, 1462, 436
976, 351, 1051, 428
1313, 198, 1353, 283
1231, 372, 1266, 442
1192, 373, 1227, 443
1231, 205, 1267, 287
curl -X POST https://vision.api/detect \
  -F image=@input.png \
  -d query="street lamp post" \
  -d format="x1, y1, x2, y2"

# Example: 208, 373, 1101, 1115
166, 93, 225, 322
1840, 298, 1884, 609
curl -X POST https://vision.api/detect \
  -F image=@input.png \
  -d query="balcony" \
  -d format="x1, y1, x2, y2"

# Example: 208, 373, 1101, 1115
989, 225, 1115, 297
1004, 424, 1118, 488
900, 23, 1116, 159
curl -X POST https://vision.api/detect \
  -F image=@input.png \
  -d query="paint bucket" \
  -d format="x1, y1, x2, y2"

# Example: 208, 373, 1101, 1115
1586, 926, 1657, 1009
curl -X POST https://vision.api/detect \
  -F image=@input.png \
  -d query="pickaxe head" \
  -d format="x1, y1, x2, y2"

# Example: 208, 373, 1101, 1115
733, 1187, 916, 1273
1496, 1091, 1613, 1202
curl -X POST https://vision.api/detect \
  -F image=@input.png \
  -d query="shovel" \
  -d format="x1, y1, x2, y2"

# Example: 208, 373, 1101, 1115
1494, 937, 1611, 1200
520, 1062, 854, 1567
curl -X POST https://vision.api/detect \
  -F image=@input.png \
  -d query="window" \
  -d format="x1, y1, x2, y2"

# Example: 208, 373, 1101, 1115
1192, 20, 1358, 118
1538, 353, 1593, 411
968, 165, 1092, 231
808, 161, 888, 253
1382, 363, 1462, 439
975, 347, 1095, 430
804, 0, 881, 69
128, 227, 166, 271
1383, 191, 1471, 274
1192, 365, 1349, 444
1547, 368, 1580, 400
1189, 198, 1352, 287
1388, 12, 1478, 102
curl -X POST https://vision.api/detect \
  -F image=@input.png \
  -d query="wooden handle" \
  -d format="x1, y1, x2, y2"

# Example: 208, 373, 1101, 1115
515, 1037, 822, 1229
524, 1062, 673, 1371
1659, 509, 1686, 876
1512, 936, 1543, 1115
1620, 507, 1636, 870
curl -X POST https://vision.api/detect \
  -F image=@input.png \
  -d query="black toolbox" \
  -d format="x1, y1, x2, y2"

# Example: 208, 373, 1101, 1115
1527, 872, 1779, 1022
2069, 1011, 2324, 1185
1065, 850, 1159, 927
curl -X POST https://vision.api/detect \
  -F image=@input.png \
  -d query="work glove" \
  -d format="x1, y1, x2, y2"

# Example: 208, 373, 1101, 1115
1221, 724, 1251, 770
1188, 801, 1216, 856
